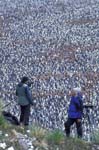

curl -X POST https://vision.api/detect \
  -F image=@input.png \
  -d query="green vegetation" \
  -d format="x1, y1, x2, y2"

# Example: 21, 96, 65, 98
46, 129, 64, 145
0, 122, 93, 150
90, 129, 99, 144
0, 122, 94, 150
29, 124, 47, 140
0, 101, 97, 150
0, 101, 9, 129
29, 126, 92, 150
0, 114, 7, 128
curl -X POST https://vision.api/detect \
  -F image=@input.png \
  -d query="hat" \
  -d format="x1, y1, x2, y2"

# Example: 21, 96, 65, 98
21, 76, 29, 83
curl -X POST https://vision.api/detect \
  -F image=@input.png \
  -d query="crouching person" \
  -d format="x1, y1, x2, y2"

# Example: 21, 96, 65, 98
16, 76, 33, 127
64, 88, 83, 138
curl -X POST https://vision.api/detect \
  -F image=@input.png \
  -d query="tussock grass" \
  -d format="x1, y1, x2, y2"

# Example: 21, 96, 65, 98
0, 101, 9, 129
46, 129, 65, 145
91, 129, 99, 144
67, 138, 90, 150
29, 124, 47, 140
0, 101, 94, 150
0, 123, 93, 150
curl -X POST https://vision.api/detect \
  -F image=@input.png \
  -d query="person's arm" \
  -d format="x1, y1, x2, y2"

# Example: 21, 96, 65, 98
16, 86, 18, 96
25, 86, 33, 105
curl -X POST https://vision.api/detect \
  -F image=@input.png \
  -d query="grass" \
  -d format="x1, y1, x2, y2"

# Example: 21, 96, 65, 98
46, 129, 65, 145
90, 129, 99, 144
0, 123, 94, 150
29, 124, 47, 140
0, 101, 9, 129
26, 125, 92, 150
0, 101, 96, 150
46, 133, 91, 150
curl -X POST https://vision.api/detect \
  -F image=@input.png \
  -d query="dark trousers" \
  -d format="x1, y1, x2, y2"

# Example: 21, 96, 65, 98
20, 104, 30, 126
64, 118, 82, 138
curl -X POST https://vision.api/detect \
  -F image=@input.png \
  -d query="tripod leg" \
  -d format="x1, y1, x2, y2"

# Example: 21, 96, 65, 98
87, 113, 96, 142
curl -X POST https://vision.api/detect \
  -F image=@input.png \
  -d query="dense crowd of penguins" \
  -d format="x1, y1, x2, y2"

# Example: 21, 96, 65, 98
0, 0, 99, 140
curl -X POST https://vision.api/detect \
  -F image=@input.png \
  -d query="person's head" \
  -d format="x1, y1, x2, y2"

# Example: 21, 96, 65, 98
73, 87, 82, 97
70, 87, 82, 97
69, 89, 76, 97
21, 76, 29, 84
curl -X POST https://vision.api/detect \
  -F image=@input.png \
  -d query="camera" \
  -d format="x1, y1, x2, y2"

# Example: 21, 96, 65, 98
28, 82, 34, 87
83, 105, 94, 109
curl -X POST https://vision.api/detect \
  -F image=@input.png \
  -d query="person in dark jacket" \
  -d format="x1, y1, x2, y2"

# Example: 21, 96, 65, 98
16, 76, 33, 126
64, 87, 83, 138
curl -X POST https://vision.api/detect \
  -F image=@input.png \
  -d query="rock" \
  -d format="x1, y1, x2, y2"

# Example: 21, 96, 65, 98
0, 142, 7, 149
0, 130, 3, 135
7, 147, 15, 150
11, 129, 34, 150
5, 133, 9, 137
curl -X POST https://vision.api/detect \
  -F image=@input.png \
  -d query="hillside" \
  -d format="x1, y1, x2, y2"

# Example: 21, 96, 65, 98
0, 122, 94, 150
0, 100, 99, 150
0, 0, 99, 140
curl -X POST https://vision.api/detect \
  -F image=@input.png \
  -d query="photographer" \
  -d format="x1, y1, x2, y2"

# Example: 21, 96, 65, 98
16, 76, 33, 127
64, 87, 83, 138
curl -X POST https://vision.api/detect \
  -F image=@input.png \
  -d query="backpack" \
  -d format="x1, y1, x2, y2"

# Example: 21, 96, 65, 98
2, 111, 20, 125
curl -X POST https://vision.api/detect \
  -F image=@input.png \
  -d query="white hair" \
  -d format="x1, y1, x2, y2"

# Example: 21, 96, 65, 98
73, 87, 81, 92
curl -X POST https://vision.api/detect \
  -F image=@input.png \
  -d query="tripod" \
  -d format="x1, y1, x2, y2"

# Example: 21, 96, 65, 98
83, 105, 96, 142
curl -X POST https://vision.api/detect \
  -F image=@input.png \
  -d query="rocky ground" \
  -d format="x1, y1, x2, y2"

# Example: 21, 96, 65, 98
0, 103, 99, 150
0, 124, 95, 150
